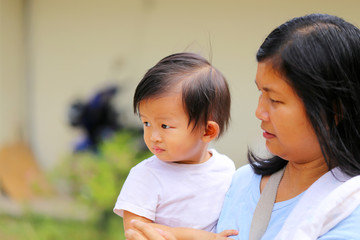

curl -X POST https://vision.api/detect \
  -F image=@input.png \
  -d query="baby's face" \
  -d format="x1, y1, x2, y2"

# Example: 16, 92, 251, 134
138, 92, 209, 164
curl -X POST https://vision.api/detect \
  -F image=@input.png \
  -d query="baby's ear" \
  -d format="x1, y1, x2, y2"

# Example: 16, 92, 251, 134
202, 121, 220, 142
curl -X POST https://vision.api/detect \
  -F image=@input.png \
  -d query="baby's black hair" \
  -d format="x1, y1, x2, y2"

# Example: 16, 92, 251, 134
134, 52, 231, 137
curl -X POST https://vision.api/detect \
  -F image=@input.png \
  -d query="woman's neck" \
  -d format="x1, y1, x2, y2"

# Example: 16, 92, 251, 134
275, 160, 329, 202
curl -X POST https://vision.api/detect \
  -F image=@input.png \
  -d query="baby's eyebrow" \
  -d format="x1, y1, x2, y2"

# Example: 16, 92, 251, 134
139, 113, 147, 119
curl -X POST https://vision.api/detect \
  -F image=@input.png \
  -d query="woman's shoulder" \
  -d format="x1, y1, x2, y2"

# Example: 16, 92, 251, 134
319, 204, 360, 239
233, 164, 256, 179
228, 164, 258, 190
278, 173, 360, 239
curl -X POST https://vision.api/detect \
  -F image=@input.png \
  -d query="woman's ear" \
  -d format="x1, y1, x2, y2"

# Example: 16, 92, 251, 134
202, 121, 220, 143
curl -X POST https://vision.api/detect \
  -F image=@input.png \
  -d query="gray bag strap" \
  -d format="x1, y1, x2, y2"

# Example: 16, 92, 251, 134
249, 166, 286, 240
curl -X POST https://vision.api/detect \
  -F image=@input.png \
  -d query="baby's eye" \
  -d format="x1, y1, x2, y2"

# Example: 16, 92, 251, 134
161, 124, 170, 129
143, 122, 151, 127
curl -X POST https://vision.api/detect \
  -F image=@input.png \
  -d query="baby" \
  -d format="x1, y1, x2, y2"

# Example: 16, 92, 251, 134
114, 52, 236, 238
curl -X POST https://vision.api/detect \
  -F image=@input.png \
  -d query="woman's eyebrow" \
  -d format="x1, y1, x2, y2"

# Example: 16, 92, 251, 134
255, 80, 276, 93
262, 86, 275, 93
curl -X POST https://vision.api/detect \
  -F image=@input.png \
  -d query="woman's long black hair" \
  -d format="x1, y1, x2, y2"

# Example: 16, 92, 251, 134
249, 14, 360, 177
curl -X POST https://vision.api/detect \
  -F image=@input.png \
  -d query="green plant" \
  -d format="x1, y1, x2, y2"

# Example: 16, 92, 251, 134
52, 129, 151, 237
0, 214, 124, 240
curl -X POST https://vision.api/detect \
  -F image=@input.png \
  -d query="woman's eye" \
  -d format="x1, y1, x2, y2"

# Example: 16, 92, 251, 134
161, 124, 170, 129
270, 99, 281, 104
144, 122, 150, 127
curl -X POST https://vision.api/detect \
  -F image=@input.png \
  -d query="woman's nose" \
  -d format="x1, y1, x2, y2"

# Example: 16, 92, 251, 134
255, 96, 270, 121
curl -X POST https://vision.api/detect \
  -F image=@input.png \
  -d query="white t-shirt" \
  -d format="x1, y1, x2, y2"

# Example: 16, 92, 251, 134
113, 149, 235, 232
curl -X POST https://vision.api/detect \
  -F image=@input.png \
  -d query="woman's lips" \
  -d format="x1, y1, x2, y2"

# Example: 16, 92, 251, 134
263, 131, 276, 139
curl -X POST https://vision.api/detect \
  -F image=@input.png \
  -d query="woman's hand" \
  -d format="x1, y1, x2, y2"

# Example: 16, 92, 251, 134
125, 220, 238, 240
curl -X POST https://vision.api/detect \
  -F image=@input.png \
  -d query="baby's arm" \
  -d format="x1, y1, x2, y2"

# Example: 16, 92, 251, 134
147, 226, 238, 240
123, 210, 153, 232
126, 219, 238, 240
124, 212, 237, 240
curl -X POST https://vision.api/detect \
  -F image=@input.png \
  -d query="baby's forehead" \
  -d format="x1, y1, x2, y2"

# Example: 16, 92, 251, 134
139, 93, 184, 111
138, 93, 191, 122
141, 90, 182, 102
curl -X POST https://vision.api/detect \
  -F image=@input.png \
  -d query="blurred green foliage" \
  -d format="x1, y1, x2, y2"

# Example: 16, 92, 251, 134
58, 130, 150, 216
0, 130, 151, 240
0, 214, 121, 240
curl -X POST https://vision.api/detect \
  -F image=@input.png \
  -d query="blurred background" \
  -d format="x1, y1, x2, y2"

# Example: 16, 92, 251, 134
0, 0, 359, 239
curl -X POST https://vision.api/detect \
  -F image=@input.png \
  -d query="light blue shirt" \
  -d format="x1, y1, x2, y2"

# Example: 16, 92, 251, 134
216, 164, 360, 239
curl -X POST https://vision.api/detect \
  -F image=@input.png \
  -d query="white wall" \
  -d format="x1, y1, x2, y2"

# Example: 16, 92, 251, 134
0, 0, 26, 146
8, 0, 359, 169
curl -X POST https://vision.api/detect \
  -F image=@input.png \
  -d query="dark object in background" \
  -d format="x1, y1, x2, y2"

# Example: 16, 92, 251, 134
68, 85, 122, 153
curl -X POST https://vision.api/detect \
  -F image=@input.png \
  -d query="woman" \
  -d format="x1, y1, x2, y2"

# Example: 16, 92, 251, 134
126, 13, 360, 240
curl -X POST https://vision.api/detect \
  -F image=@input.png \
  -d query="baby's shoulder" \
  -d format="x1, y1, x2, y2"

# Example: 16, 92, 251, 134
210, 149, 235, 168
129, 155, 159, 172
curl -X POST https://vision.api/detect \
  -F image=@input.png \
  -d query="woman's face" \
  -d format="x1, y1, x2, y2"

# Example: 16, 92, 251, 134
255, 61, 323, 164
